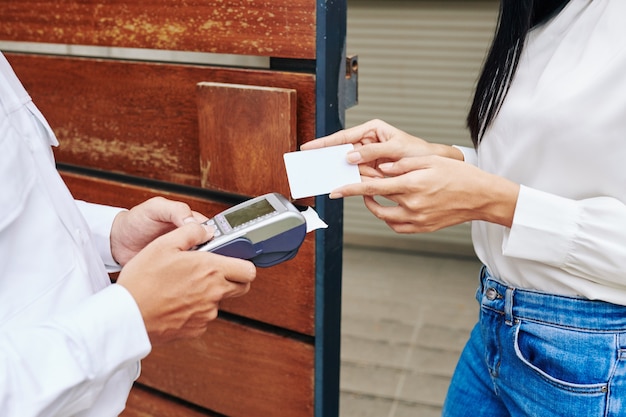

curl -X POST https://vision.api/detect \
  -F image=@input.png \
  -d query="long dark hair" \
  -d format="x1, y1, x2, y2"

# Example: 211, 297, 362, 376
467, 0, 572, 146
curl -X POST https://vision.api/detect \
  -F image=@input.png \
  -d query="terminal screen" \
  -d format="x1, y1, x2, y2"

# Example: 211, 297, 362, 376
225, 199, 276, 228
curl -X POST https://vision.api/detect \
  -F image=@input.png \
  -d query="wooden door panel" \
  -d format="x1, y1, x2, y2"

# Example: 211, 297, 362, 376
0, 0, 316, 59
197, 82, 297, 197
7, 53, 315, 194
135, 318, 314, 417
123, 386, 215, 417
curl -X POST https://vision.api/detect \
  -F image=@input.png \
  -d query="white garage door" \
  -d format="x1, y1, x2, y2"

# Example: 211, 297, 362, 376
344, 0, 499, 256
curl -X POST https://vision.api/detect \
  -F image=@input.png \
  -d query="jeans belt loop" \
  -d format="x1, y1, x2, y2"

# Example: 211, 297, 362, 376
479, 265, 488, 293
505, 287, 514, 326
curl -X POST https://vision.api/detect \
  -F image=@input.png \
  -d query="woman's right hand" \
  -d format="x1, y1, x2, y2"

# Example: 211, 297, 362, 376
301, 119, 464, 168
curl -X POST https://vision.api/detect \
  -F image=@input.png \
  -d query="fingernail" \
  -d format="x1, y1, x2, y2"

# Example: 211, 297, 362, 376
346, 151, 362, 164
379, 162, 393, 170
329, 192, 343, 199
183, 216, 197, 224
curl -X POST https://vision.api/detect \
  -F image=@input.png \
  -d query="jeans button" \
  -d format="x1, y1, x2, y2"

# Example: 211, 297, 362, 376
485, 287, 498, 301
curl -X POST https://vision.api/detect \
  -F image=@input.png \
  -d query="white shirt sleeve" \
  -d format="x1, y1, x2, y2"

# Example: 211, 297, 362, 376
0, 284, 151, 417
503, 185, 626, 288
452, 145, 478, 165
1, 50, 150, 415
76, 201, 126, 273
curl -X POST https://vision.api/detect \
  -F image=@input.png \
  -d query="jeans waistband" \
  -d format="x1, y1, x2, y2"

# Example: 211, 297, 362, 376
478, 266, 626, 331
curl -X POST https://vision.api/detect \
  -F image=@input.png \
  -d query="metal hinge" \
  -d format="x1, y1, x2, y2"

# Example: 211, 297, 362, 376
344, 54, 358, 109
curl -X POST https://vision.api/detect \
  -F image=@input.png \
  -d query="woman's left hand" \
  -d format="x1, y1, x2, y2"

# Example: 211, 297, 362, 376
332, 155, 520, 233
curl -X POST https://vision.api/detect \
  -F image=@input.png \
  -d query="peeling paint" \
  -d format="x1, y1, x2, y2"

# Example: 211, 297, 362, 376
200, 21, 218, 30
200, 158, 211, 188
3, 1, 316, 58
56, 127, 180, 172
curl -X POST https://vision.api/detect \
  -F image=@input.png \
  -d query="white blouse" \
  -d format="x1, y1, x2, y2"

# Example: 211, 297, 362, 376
461, 0, 626, 305
0, 53, 151, 416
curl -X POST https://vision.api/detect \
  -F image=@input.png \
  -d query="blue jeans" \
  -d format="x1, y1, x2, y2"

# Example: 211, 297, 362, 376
442, 267, 626, 417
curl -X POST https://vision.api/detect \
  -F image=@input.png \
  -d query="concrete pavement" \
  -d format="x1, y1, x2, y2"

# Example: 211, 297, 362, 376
340, 246, 482, 417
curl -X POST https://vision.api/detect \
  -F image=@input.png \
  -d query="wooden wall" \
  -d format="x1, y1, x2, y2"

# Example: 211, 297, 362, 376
1, 1, 346, 416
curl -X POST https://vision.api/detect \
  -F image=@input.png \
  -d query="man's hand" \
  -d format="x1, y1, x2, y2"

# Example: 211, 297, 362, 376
116, 221, 256, 345
110, 197, 209, 266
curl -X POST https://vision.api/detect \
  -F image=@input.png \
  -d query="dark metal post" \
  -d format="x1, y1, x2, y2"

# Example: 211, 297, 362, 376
314, 1, 347, 416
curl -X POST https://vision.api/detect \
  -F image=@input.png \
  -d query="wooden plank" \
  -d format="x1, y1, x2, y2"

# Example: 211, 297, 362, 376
137, 318, 314, 417
6, 53, 315, 195
61, 171, 316, 336
197, 82, 297, 197
0, 0, 316, 59
123, 385, 214, 417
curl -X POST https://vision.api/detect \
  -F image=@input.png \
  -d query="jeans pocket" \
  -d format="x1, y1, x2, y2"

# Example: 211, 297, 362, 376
513, 320, 612, 392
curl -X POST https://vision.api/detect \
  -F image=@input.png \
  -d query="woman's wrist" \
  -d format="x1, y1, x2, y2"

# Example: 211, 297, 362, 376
481, 174, 520, 228
432, 143, 465, 161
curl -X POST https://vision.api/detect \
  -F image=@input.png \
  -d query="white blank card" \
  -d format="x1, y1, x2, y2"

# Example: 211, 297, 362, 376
283, 144, 361, 199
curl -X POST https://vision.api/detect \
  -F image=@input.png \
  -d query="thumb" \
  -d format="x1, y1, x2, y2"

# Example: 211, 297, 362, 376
152, 222, 214, 252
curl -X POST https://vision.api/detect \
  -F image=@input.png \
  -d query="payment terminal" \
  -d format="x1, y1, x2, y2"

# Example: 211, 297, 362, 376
195, 193, 307, 267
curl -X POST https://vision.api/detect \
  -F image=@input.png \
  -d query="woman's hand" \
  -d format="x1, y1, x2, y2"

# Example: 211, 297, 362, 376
331, 155, 519, 232
302, 119, 465, 186
303, 119, 518, 232
301, 119, 464, 163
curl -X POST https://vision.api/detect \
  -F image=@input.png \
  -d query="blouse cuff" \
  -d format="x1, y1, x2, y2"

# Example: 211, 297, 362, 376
502, 185, 579, 267
452, 145, 478, 165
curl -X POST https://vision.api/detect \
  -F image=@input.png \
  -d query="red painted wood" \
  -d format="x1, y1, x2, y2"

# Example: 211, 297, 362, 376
0, 0, 316, 59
